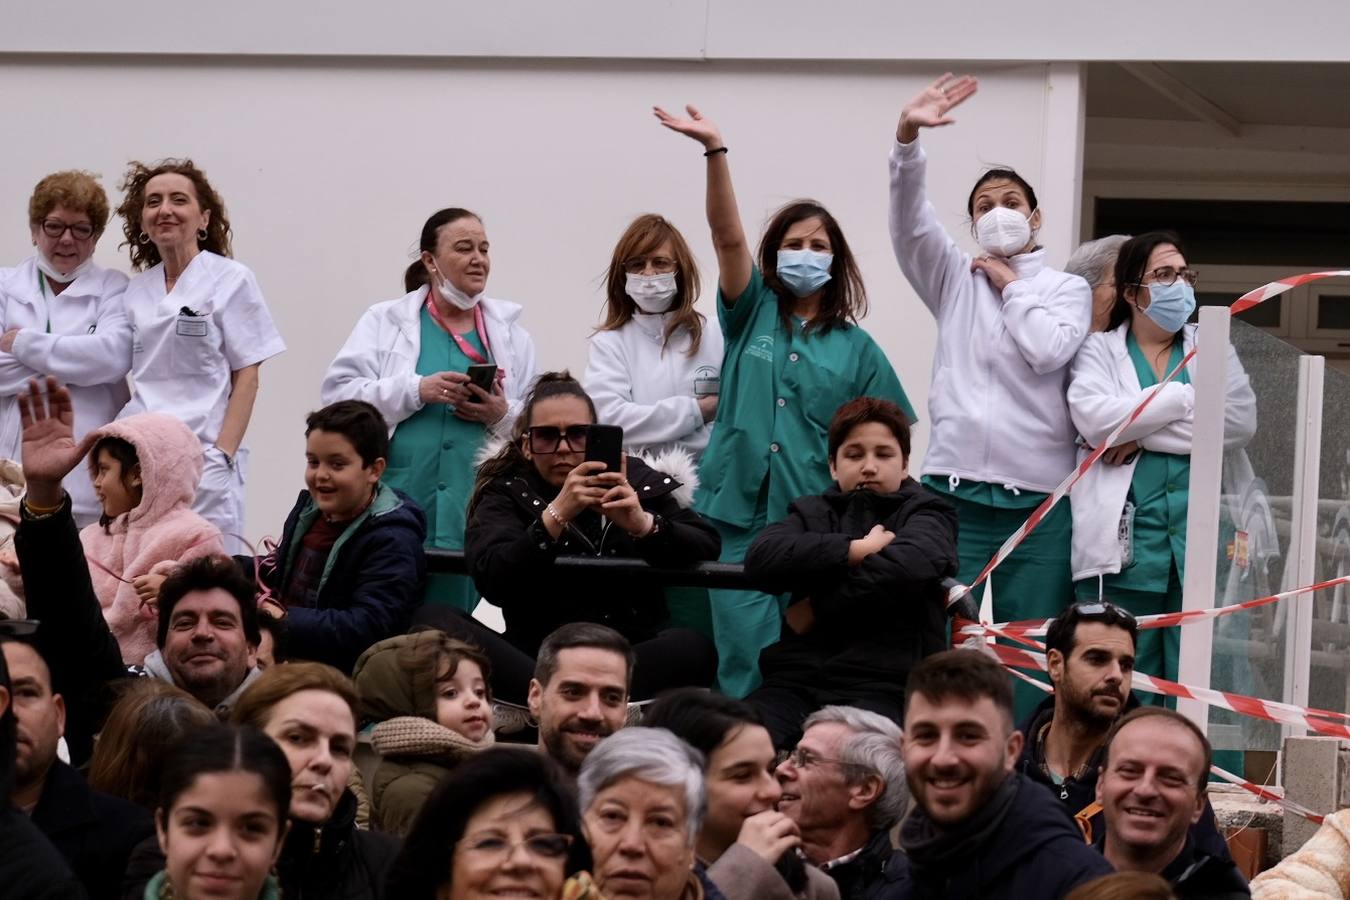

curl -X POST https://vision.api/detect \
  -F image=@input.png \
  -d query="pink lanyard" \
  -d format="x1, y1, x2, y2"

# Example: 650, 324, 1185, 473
424, 297, 493, 366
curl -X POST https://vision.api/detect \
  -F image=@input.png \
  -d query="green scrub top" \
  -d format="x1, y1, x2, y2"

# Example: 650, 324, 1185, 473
383, 306, 488, 551
696, 267, 915, 529
1114, 331, 1191, 593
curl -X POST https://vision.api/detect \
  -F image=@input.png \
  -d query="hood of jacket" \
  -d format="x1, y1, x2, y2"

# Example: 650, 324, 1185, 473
370, 715, 494, 761
86, 413, 203, 528
141, 651, 262, 717
353, 631, 448, 721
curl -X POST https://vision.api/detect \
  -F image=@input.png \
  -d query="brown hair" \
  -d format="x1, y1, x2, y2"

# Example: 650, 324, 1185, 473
400, 631, 494, 717
116, 158, 234, 270
1101, 706, 1211, 791
596, 214, 704, 356
904, 649, 1015, 731
827, 397, 911, 462
86, 679, 215, 809
1064, 872, 1176, 900
466, 371, 597, 520
231, 661, 360, 734
29, 170, 111, 235
757, 199, 867, 335
404, 207, 480, 293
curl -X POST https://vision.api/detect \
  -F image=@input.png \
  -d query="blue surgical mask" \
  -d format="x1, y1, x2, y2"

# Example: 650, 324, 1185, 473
1140, 281, 1196, 333
776, 249, 833, 297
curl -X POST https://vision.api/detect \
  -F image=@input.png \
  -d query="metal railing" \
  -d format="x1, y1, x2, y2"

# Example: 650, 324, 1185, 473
425, 548, 755, 589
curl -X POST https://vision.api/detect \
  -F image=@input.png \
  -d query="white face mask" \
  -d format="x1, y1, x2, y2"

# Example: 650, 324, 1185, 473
434, 268, 482, 311
975, 206, 1036, 258
625, 272, 678, 314
34, 249, 92, 285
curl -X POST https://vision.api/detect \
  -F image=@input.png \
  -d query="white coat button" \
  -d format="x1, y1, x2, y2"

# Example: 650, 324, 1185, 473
777, 398, 786, 407
770, 442, 780, 453
789, 352, 799, 362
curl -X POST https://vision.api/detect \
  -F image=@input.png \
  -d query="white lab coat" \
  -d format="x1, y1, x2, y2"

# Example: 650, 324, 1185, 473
118, 251, 286, 547
320, 286, 537, 438
0, 257, 132, 523
1067, 321, 1257, 580
889, 138, 1092, 492
583, 312, 723, 459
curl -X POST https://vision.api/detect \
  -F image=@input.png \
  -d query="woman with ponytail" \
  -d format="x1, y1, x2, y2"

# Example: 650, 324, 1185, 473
461, 372, 719, 700
322, 208, 537, 613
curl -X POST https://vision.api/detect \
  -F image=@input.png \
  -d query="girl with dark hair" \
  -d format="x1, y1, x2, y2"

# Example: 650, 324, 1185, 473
653, 105, 915, 699
386, 747, 592, 900
643, 689, 838, 900
890, 75, 1092, 716
147, 725, 292, 900
584, 213, 724, 462
462, 372, 719, 699
114, 159, 285, 555
322, 207, 537, 613
1068, 231, 1255, 688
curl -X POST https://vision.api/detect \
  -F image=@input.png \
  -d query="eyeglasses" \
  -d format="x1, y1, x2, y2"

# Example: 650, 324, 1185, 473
40, 219, 95, 241
457, 833, 574, 861
623, 255, 676, 275
526, 425, 590, 454
775, 747, 854, 770
1136, 266, 1199, 288
1068, 601, 1137, 628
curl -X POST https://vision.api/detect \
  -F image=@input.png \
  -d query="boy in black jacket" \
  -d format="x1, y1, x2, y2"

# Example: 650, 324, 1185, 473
744, 397, 959, 748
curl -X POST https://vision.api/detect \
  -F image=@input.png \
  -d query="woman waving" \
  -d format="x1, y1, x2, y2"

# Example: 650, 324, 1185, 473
657, 104, 915, 697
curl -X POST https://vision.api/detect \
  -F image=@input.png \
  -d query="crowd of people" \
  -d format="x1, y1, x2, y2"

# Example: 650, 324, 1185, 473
3, 71, 1321, 899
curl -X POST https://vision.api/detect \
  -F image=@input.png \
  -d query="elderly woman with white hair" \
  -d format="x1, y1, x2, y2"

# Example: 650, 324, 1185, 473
1064, 234, 1131, 333
578, 727, 728, 900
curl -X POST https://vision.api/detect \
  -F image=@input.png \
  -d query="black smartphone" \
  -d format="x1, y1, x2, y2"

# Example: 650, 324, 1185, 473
465, 364, 497, 402
584, 424, 624, 473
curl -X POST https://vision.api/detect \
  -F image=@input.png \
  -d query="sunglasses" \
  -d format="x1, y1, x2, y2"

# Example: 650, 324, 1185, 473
1069, 601, 1137, 628
526, 425, 590, 454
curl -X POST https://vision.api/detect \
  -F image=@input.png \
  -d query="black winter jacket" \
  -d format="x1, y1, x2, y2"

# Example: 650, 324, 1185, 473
1017, 693, 1233, 861
1161, 836, 1250, 899
124, 789, 401, 900
0, 807, 86, 899
32, 761, 154, 900
744, 479, 958, 691
257, 484, 427, 673
465, 458, 720, 653
825, 828, 906, 900
890, 773, 1114, 900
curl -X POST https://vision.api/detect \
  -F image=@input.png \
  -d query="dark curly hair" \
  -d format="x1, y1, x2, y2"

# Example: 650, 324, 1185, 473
116, 158, 233, 270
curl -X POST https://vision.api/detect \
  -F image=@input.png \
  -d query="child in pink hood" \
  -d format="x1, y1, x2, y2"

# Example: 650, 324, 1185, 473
82, 412, 225, 664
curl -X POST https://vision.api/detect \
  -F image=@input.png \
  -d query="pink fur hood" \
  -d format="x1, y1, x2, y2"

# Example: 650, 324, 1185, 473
80, 412, 225, 665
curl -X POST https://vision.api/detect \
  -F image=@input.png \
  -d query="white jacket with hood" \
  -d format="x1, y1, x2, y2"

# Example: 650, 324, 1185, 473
1067, 321, 1257, 581
888, 138, 1092, 493
320, 286, 537, 438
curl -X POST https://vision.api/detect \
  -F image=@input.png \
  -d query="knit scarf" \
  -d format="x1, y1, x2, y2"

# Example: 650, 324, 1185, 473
900, 774, 1019, 879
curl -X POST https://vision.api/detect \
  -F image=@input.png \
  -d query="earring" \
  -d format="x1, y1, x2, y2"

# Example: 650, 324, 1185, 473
137, 232, 150, 245
197, 228, 208, 241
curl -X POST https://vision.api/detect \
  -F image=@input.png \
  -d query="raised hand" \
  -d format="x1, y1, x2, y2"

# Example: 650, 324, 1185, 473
18, 377, 94, 507
653, 104, 725, 150
897, 73, 979, 143
736, 810, 800, 864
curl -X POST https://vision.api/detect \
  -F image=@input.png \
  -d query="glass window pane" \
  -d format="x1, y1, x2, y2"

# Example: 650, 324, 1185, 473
1315, 292, 1350, 331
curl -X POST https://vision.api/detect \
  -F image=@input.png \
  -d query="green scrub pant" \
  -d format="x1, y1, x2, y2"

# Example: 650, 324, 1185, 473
423, 571, 481, 613
1076, 564, 1182, 707
948, 493, 1075, 722
708, 510, 782, 698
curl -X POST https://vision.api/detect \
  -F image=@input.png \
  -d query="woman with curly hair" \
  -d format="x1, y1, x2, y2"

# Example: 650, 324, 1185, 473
114, 159, 285, 550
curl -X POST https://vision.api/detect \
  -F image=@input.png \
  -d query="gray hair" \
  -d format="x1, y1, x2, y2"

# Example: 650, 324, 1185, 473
576, 727, 706, 846
801, 706, 908, 831
1064, 234, 1131, 288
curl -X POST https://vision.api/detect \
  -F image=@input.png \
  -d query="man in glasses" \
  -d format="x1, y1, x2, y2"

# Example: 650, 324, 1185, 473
774, 706, 908, 900
1016, 602, 1230, 859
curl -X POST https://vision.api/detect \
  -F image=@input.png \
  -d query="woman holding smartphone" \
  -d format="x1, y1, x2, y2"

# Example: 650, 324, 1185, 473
322, 207, 537, 613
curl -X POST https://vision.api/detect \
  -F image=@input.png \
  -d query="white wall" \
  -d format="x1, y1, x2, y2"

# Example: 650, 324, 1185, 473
0, 57, 1080, 542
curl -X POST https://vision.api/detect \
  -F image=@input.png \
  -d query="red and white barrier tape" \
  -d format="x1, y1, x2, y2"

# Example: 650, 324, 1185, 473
960, 269, 1350, 595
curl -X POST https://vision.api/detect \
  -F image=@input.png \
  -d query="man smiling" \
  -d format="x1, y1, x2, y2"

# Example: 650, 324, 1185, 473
890, 650, 1111, 899
528, 623, 634, 776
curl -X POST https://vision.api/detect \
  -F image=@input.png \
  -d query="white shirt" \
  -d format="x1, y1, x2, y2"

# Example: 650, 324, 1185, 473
119, 251, 285, 445
584, 311, 723, 459
0, 257, 132, 519
889, 138, 1092, 492
320, 286, 537, 437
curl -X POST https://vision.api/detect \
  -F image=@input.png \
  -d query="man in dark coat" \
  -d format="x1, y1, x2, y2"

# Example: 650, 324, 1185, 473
890, 650, 1113, 899
744, 397, 958, 748
1016, 601, 1231, 859
3, 639, 153, 900
1096, 708, 1249, 899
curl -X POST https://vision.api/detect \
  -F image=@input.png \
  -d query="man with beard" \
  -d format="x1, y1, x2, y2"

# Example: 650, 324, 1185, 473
527, 622, 633, 776
13, 378, 262, 765
1097, 708, 1249, 898
1016, 602, 1229, 858
3, 638, 153, 900
891, 649, 1112, 899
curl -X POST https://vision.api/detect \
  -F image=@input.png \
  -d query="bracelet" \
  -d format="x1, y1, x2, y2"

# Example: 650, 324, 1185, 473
545, 504, 569, 527
631, 512, 659, 539
22, 496, 64, 517
704, 146, 728, 157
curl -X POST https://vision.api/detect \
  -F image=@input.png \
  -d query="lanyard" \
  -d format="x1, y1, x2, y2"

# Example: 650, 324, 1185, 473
37, 271, 52, 333
424, 296, 498, 371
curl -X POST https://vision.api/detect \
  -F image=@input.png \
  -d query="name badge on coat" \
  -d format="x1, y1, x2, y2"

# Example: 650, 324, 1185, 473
176, 316, 208, 337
